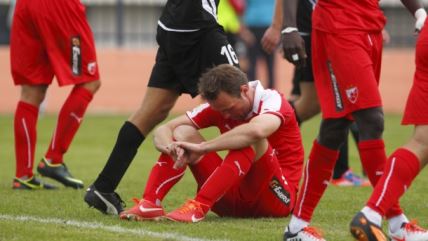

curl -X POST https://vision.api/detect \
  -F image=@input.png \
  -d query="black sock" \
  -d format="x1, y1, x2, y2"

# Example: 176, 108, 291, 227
333, 139, 349, 179
94, 121, 144, 193
288, 100, 301, 126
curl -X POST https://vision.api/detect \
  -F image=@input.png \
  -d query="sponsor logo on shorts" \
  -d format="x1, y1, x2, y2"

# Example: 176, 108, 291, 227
346, 86, 359, 104
269, 176, 291, 206
71, 36, 82, 76
88, 62, 97, 75
327, 61, 343, 112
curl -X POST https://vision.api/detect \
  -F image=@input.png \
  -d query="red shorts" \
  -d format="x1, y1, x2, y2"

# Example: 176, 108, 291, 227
10, 0, 99, 86
312, 30, 383, 119
190, 151, 294, 218
402, 27, 428, 125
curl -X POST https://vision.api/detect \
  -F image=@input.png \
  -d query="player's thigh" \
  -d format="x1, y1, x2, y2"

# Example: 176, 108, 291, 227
36, 0, 99, 86
313, 30, 382, 118
10, 0, 53, 86
404, 125, 428, 164
408, 125, 428, 166
244, 167, 294, 217
129, 87, 180, 135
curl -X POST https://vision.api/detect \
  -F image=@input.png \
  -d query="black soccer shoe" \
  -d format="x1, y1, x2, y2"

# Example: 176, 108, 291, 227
12, 176, 57, 190
84, 184, 125, 215
37, 158, 84, 189
350, 212, 388, 241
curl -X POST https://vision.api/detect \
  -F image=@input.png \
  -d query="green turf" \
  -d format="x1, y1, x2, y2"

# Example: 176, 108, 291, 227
0, 114, 426, 241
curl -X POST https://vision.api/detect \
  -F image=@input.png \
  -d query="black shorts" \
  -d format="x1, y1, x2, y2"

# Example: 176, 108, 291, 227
148, 25, 240, 97
291, 34, 313, 96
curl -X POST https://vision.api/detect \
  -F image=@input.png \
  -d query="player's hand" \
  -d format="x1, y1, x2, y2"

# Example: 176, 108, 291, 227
164, 142, 180, 160
173, 146, 187, 169
175, 141, 207, 156
173, 142, 205, 169
281, 31, 307, 68
261, 26, 281, 54
415, 8, 427, 34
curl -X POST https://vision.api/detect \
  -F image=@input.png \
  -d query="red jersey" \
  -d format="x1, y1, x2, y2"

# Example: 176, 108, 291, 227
312, 0, 386, 33
186, 81, 304, 191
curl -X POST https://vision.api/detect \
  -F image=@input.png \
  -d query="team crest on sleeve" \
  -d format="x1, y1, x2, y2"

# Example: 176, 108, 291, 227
346, 86, 359, 104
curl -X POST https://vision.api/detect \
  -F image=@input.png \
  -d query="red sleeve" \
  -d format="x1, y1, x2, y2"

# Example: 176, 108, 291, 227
186, 103, 218, 129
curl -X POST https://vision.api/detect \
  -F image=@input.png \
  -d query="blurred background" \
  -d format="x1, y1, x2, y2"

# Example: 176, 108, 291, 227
0, 0, 425, 115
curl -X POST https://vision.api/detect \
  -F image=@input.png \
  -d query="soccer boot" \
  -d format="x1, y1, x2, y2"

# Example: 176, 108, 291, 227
37, 158, 84, 189
284, 226, 326, 241
120, 198, 165, 221
84, 184, 125, 215
166, 199, 208, 223
331, 169, 370, 187
389, 221, 428, 241
12, 176, 57, 190
350, 212, 388, 241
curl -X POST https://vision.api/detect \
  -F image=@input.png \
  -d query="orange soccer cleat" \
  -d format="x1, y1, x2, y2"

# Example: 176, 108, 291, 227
165, 199, 209, 223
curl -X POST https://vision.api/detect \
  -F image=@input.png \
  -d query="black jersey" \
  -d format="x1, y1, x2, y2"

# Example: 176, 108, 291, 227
159, 0, 220, 31
297, 0, 316, 34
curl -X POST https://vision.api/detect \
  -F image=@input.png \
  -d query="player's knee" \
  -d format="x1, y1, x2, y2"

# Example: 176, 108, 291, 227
79, 80, 101, 94
20, 85, 48, 106
354, 108, 384, 140
173, 125, 204, 143
251, 139, 269, 162
318, 119, 351, 149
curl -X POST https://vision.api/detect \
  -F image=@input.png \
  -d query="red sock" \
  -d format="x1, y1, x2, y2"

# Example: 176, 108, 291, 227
195, 147, 254, 208
45, 87, 93, 164
189, 152, 223, 190
358, 139, 403, 218
143, 153, 186, 203
367, 148, 420, 216
14, 101, 39, 178
293, 140, 338, 221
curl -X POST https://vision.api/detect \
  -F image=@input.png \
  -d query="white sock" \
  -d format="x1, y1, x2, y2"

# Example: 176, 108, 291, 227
388, 214, 409, 233
287, 215, 309, 234
362, 206, 382, 227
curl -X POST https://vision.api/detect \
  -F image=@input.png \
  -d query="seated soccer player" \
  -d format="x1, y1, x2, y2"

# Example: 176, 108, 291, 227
119, 64, 304, 222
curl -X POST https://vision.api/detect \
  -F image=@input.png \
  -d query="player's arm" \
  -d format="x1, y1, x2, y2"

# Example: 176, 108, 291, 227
153, 115, 196, 154
261, 0, 283, 54
281, 0, 306, 67
400, 0, 427, 32
177, 113, 282, 155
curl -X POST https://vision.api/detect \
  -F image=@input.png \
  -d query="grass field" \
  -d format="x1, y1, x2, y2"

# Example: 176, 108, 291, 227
0, 113, 427, 241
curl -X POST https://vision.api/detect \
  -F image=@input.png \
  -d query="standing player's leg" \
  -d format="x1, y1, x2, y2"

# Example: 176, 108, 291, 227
285, 118, 350, 236
350, 28, 428, 240
10, 0, 56, 190
85, 87, 180, 215
25, 0, 103, 189
13, 85, 57, 190
39, 80, 101, 189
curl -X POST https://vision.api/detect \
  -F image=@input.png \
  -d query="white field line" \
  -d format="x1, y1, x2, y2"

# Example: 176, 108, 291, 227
0, 214, 230, 241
